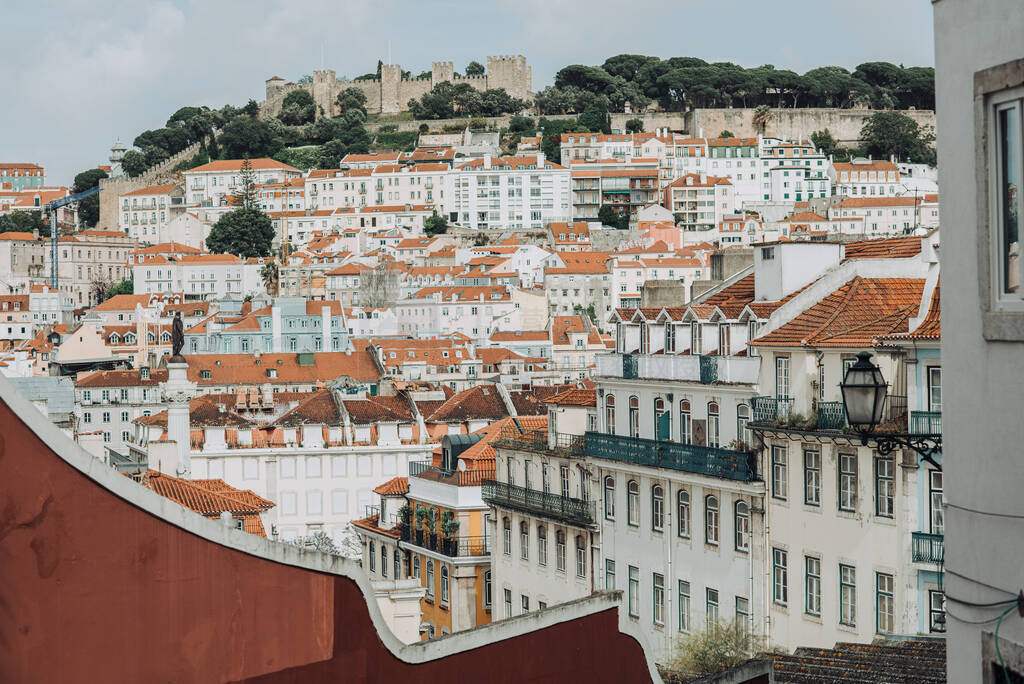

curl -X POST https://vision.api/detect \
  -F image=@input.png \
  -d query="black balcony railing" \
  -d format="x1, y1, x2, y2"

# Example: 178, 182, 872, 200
584, 431, 757, 482
491, 426, 586, 457
751, 396, 793, 424
912, 531, 944, 564
482, 480, 596, 526
882, 394, 909, 432
399, 526, 489, 557
409, 460, 493, 487
910, 411, 942, 435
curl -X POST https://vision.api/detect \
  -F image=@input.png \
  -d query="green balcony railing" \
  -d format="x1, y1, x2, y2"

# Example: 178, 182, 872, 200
910, 411, 942, 435
816, 401, 846, 430
912, 531, 944, 564
699, 355, 718, 384
583, 431, 757, 482
482, 480, 596, 526
751, 396, 793, 424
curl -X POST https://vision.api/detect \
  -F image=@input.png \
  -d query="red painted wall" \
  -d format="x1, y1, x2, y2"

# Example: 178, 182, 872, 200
0, 398, 653, 683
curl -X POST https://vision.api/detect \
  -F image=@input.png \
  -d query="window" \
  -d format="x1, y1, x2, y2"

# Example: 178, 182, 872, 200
734, 501, 750, 552
840, 564, 857, 626
876, 572, 894, 634
605, 559, 616, 590
654, 397, 670, 440
676, 489, 691, 537
381, 546, 387, 578
690, 322, 702, 354
736, 597, 750, 633
306, 491, 322, 515
306, 456, 321, 478
482, 570, 492, 607
426, 561, 435, 599
280, 457, 296, 478
628, 395, 640, 438
804, 449, 821, 506
394, 550, 400, 579
775, 356, 790, 398
805, 556, 821, 616
706, 588, 719, 624
556, 530, 566, 572
706, 402, 720, 447
928, 366, 942, 412
875, 456, 895, 517
993, 88, 1023, 303
771, 446, 788, 500
838, 452, 857, 511
736, 404, 750, 446
704, 495, 719, 544
628, 566, 639, 617
605, 394, 615, 433
575, 535, 586, 577
413, 555, 420, 579
930, 470, 944, 534
520, 521, 529, 560
653, 573, 665, 625
651, 484, 664, 531
819, 364, 826, 400
772, 548, 788, 604
604, 476, 615, 519
504, 588, 512, 618
560, 465, 570, 499
679, 400, 691, 443
440, 566, 450, 607
521, 594, 529, 613
929, 590, 946, 633
503, 517, 511, 555
627, 480, 639, 526
369, 541, 376, 573
678, 580, 691, 632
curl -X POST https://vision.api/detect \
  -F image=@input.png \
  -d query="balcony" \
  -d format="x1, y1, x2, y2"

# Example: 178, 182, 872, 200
584, 431, 757, 482
815, 401, 846, 430
409, 460, 493, 487
598, 353, 759, 384
399, 526, 489, 557
910, 411, 941, 435
912, 531, 944, 564
482, 480, 596, 527
752, 396, 794, 423
492, 426, 586, 458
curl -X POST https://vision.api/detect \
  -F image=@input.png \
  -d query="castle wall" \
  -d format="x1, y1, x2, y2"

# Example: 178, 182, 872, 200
97, 142, 201, 230
687, 107, 937, 145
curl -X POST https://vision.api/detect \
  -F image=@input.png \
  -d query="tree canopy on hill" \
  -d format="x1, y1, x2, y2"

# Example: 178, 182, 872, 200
536, 55, 934, 114
407, 82, 529, 119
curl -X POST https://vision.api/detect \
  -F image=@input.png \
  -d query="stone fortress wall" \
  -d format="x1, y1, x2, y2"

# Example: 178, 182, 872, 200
97, 142, 201, 230
263, 55, 532, 117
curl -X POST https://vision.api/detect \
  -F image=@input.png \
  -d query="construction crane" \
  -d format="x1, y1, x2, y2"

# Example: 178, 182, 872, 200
45, 186, 100, 289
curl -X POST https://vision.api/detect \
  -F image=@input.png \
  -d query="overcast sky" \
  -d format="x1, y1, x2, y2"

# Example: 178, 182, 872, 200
1, 1, 935, 186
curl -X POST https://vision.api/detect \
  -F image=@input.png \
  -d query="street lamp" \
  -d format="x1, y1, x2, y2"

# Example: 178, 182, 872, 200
839, 350, 942, 470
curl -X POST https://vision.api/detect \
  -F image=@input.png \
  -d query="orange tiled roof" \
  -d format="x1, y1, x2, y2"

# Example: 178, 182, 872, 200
544, 387, 596, 407
842, 236, 923, 261
885, 282, 940, 342
185, 158, 299, 173
751, 277, 925, 348
374, 477, 409, 496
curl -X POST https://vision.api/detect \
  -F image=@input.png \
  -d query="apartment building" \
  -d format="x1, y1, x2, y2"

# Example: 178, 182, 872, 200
306, 164, 446, 212
256, 178, 305, 213
394, 285, 546, 343
75, 366, 168, 454
182, 159, 302, 207
830, 196, 940, 235
661, 174, 734, 232
0, 231, 46, 294
568, 162, 660, 224
49, 231, 134, 307
831, 159, 901, 198
445, 154, 571, 231
544, 251, 613, 325
0, 162, 45, 191
132, 254, 265, 300
118, 184, 186, 243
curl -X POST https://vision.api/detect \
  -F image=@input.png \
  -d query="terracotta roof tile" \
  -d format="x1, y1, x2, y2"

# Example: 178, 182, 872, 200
842, 236, 923, 261
373, 477, 409, 496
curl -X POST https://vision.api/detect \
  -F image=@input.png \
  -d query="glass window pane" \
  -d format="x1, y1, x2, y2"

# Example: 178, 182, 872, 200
999, 104, 1021, 294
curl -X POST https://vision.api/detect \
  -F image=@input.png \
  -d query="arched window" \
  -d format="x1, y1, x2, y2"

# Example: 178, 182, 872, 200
737, 404, 750, 448
735, 500, 750, 552
502, 517, 511, 556
369, 540, 376, 572
629, 395, 640, 438
556, 530, 567, 572
381, 545, 387, 577
679, 400, 692, 444
125, 332, 136, 344
426, 561, 435, 598
677, 489, 691, 538
707, 402, 720, 448
484, 570, 492, 607
575, 535, 586, 577
440, 566, 450, 606
654, 397, 670, 440
705, 495, 719, 545
108, 333, 120, 344
520, 521, 529, 560
393, 549, 401, 579
627, 480, 639, 526
605, 394, 616, 434
652, 484, 664, 531
413, 555, 421, 578
604, 476, 616, 520
160, 331, 171, 343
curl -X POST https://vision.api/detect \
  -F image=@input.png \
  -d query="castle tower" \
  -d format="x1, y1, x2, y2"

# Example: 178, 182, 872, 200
486, 55, 532, 101
379, 64, 402, 115
431, 61, 454, 87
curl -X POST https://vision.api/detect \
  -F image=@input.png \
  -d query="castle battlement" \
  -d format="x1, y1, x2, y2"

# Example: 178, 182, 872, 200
264, 55, 532, 117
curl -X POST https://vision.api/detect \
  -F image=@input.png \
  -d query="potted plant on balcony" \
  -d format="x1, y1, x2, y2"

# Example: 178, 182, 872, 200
398, 504, 412, 539
440, 511, 459, 555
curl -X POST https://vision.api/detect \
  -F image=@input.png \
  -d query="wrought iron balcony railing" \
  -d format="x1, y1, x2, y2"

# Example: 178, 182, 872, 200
409, 460, 493, 487
912, 531, 944, 564
752, 396, 793, 423
815, 401, 846, 430
482, 480, 596, 526
491, 426, 586, 458
399, 526, 489, 557
910, 411, 942, 435
584, 431, 757, 482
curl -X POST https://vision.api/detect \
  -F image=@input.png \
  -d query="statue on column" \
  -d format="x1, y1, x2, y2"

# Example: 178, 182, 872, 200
170, 312, 185, 362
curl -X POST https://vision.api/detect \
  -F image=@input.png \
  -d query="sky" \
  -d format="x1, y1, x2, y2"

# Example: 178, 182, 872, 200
1, 1, 935, 186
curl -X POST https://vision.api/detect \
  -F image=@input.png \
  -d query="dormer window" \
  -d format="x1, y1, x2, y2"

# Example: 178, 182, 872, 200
199, 370, 211, 379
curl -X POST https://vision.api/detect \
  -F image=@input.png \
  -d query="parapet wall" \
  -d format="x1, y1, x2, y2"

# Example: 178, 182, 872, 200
264, 56, 533, 117
687, 107, 936, 144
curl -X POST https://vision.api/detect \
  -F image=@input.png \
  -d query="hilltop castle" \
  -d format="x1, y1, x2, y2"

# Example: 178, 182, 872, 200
264, 56, 532, 117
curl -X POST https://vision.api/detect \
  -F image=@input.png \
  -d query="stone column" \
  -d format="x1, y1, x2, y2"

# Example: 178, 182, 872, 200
453, 564, 479, 631
161, 360, 196, 477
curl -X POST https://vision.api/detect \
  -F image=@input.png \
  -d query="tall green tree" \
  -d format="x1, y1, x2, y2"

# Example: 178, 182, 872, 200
205, 160, 275, 257
860, 111, 936, 165
810, 128, 838, 157
120, 150, 148, 177
72, 168, 108, 228
465, 61, 485, 76
279, 89, 316, 125
424, 212, 448, 236
219, 118, 283, 159
624, 118, 644, 133
336, 87, 368, 116
0, 210, 49, 236
578, 105, 611, 134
